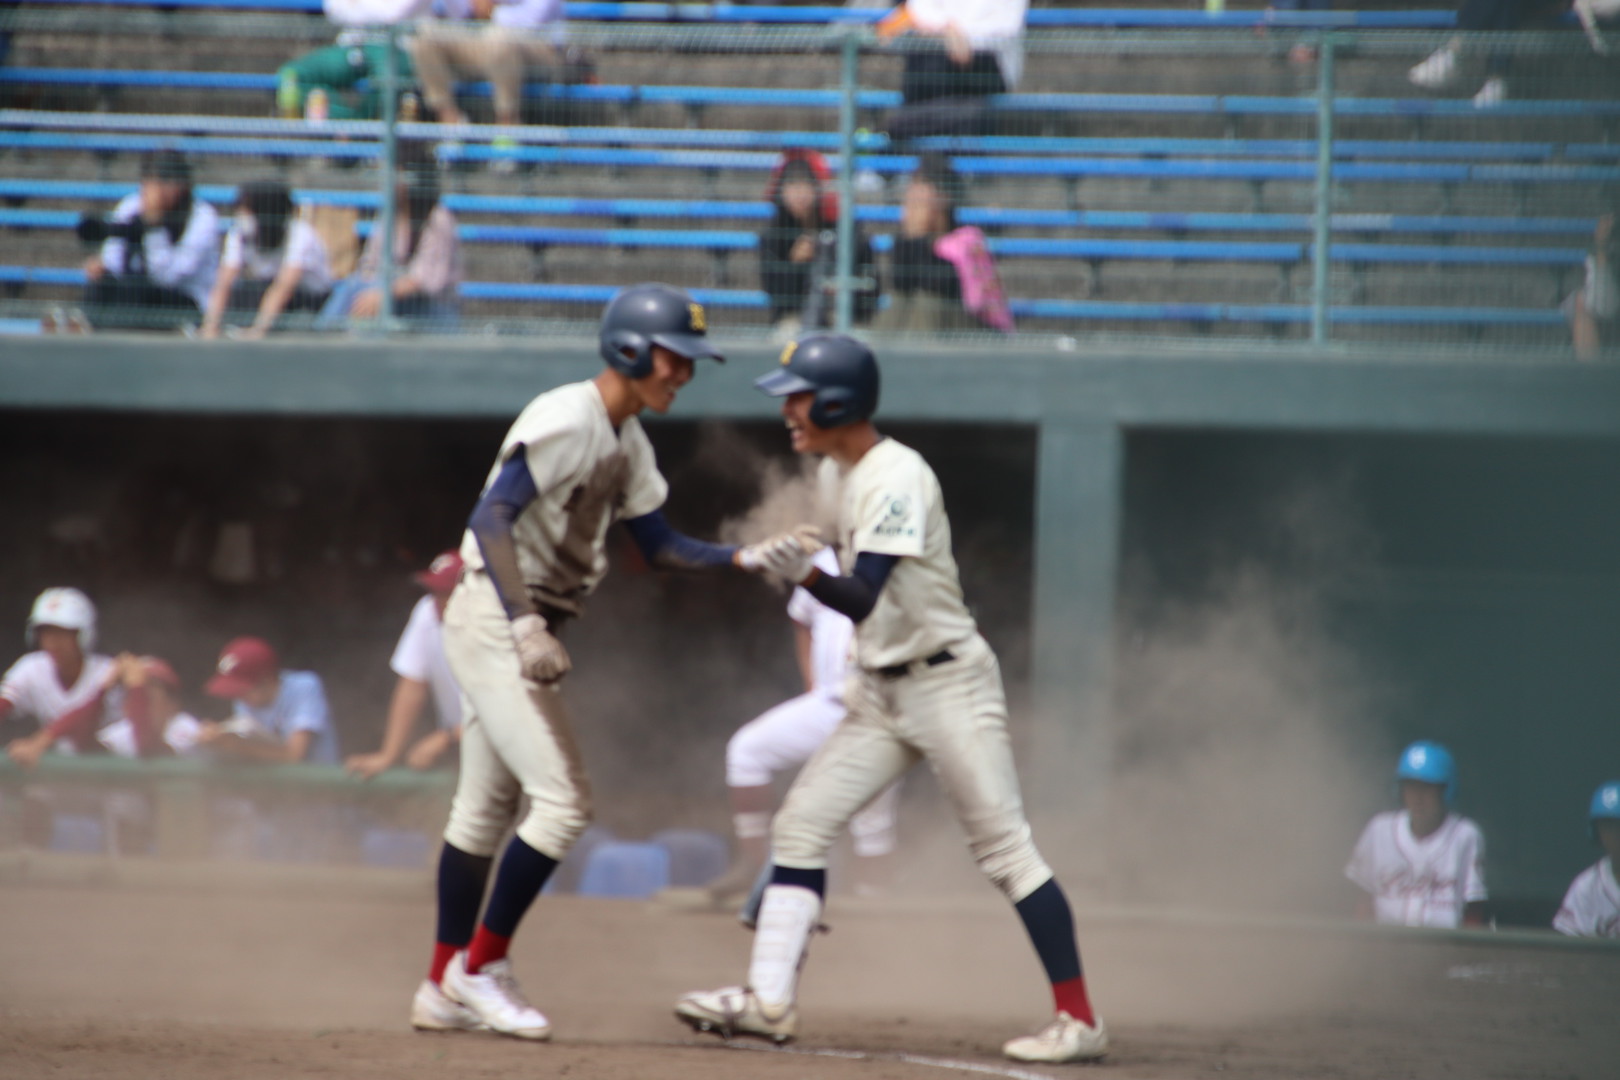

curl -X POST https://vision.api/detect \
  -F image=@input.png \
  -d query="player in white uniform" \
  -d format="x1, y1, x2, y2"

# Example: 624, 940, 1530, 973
1553, 780, 1620, 939
713, 545, 901, 904
411, 283, 798, 1041
347, 551, 466, 778
1345, 741, 1488, 929
675, 335, 1108, 1065
3, 588, 120, 768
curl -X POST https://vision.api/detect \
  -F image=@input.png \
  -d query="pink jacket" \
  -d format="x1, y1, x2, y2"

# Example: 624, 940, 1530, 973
933, 226, 1014, 333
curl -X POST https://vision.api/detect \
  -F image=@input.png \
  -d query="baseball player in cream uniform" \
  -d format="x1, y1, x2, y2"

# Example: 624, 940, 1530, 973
675, 335, 1108, 1065
715, 545, 901, 903
413, 283, 806, 1041
1345, 741, 1488, 929
1553, 780, 1620, 938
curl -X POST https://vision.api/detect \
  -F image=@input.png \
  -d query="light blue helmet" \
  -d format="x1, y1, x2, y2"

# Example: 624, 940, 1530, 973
1395, 740, 1456, 805
1590, 780, 1620, 842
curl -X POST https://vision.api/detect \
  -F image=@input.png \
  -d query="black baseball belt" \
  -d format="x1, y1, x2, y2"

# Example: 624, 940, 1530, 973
872, 649, 956, 680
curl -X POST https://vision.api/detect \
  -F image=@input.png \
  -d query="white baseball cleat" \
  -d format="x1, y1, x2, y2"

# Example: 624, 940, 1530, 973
441, 952, 553, 1040
674, 985, 797, 1044
1002, 1011, 1109, 1063
410, 979, 487, 1033
1408, 46, 1459, 89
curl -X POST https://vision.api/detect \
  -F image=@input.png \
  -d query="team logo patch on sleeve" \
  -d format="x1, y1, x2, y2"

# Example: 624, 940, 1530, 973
871, 494, 918, 539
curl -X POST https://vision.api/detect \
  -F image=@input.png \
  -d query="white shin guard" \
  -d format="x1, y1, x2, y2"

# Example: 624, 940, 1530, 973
747, 884, 822, 1013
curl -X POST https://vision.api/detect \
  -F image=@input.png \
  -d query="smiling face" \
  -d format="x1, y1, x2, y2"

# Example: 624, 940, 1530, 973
781, 391, 832, 455
630, 345, 696, 415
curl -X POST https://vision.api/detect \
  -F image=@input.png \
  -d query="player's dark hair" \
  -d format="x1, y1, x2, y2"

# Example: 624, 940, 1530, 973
234, 179, 295, 254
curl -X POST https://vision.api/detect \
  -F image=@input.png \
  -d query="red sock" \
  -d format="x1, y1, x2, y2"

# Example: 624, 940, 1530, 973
428, 942, 459, 986
462, 926, 512, 975
1052, 976, 1095, 1026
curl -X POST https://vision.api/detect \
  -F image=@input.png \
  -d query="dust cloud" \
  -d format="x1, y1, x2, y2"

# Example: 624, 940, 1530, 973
1104, 475, 1391, 916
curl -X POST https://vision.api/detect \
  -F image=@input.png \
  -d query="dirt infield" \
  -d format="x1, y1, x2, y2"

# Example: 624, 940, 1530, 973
2, 866, 1616, 1080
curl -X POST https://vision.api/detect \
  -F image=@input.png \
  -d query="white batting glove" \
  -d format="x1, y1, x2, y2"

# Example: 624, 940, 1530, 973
758, 525, 826, 584
512, 612, 571, 684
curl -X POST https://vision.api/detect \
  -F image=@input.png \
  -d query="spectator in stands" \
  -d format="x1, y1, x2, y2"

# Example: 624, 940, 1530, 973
2, 589, 120, 768
199, 181, 335, 340
875, 154, 1012, 334
315, 143, 461, 330
879, 0, 1027, 140
97, 657, 206, 759
277, 0, 427, 122
197, 636, 341, 764
1407, 0, 1562, 107
411, 0, 581, 171
759, 150, 879, 340
1566, 213, 1617, 361
346, 551, 465, 778
64, 150, 220, 334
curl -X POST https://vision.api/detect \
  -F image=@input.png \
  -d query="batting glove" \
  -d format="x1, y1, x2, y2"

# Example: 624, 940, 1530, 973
755, 525, 826, 584
512, 612, 571, 684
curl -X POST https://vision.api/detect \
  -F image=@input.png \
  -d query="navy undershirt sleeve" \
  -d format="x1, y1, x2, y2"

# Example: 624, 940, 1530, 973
623, 509, 738, 571
803, 551, 898, 623
467, 451, 539, 619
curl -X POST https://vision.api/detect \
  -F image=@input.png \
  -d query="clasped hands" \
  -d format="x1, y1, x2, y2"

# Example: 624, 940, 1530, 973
734, 524, 825, 585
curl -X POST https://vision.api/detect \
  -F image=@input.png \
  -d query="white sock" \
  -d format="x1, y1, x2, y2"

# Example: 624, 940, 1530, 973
747, 884, 821, 1012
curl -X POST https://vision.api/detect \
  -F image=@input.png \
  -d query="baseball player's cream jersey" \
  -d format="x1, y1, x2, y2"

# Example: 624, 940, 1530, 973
459, 380, 668, 615
1345, 810, 1488, 928
819, 438, 976, 669
786, 547, 853, 700
0, 651, 117, 744
391, 595, 462, 730
1553, 857, 1620, 938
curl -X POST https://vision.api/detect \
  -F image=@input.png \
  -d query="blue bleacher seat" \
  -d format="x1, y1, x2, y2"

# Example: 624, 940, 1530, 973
576, 840, 672, 899
360, 826, 435, 869
651, 828, 730, 888
49, 812, 106, 854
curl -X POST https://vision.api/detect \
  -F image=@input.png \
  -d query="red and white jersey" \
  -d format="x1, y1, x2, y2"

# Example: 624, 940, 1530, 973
0, 650, 117, 742
1553, 857, 1620, 939
1345, 810, 1488, 928
98, 712, 206, 759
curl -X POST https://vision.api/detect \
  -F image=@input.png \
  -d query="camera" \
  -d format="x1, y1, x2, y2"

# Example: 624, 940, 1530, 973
75, 215, 147, 246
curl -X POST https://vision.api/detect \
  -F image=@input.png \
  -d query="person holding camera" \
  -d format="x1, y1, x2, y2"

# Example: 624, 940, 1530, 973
758, 150, 878, 341
69, 149, 221, 333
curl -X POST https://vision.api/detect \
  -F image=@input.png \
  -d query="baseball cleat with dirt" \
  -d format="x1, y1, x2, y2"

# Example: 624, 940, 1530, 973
441, 952, 552, 1040
674, 985, 797, 1044
410, 979, 487, 1033
1002, 1011, 1109, 1063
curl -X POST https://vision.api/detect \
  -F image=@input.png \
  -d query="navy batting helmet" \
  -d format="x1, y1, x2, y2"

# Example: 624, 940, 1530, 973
754, 334, 879, 429
599, 283, 724, 379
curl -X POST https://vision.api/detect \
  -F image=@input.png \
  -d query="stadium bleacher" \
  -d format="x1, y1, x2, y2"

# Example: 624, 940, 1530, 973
2, 2, 1614, 342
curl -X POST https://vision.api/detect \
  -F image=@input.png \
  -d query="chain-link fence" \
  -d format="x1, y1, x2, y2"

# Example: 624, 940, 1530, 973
1, 4, 1617, 353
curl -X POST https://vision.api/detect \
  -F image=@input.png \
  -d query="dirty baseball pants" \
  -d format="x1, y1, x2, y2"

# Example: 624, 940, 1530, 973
770, 632, 1051, 901
728, 690, 902, 858
440, 570, 590, 860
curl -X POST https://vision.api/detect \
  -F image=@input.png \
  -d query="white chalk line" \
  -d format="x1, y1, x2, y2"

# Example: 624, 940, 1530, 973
672, 1038, 1067, 1080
